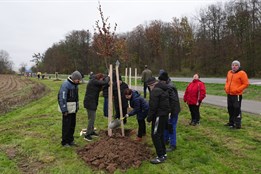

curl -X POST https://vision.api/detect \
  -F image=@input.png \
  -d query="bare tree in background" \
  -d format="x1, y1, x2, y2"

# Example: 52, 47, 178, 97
0, 50, 13, 74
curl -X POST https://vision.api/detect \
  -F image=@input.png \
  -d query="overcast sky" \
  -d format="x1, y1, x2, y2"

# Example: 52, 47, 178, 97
0, 0, 225, 70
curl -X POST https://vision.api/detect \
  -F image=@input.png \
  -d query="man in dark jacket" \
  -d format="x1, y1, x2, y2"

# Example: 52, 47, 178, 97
83, 73, 109, 141
146, 77, 170, 164
158, 71, 181, 152
58, 70, 82, 147
113, 75, 129, 124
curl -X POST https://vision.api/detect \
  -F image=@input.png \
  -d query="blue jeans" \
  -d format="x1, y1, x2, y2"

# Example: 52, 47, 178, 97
164, 114, 178, 146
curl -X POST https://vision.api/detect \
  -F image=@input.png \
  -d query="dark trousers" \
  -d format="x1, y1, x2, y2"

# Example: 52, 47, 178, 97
188, 104, 200, 123
143, 83, 151, 98
103, 97, 108, 117
151, 116, 168, 157
61, 113, 76, 145
137, 119, 146, 138
227, 94, 242, 126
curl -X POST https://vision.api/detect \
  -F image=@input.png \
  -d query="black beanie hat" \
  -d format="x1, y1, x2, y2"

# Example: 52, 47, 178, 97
158, 72, 169, 81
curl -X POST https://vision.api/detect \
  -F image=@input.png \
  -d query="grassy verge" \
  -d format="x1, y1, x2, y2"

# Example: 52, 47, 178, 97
172, 81, 261, 101
0, 79, 260, 174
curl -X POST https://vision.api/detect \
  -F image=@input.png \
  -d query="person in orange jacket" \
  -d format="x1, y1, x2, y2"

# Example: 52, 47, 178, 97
224, 60, 249, 129
183, 73, 206, 125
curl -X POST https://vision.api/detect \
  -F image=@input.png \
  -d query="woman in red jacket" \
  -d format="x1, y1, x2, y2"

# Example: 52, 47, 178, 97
183, 73, 206, 125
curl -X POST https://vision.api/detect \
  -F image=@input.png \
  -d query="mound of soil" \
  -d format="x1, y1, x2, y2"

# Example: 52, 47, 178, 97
77, 129, 153, 173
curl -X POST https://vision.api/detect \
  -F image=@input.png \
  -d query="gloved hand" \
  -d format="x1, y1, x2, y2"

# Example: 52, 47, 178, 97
147, 116, 152, 123
63, 112, 68, 116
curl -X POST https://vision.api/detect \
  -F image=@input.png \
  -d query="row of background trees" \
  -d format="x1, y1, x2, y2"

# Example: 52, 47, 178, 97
2, 0, 260, 77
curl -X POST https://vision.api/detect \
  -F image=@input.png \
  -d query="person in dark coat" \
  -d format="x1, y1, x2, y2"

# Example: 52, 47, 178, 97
102, 82, 109, 117
113, 75, 129, 124
146, 77, 170, 164
124, 89, 149, 141
83, 73, 109, 141
158, 71, 181, 152
58, 70, 82, 147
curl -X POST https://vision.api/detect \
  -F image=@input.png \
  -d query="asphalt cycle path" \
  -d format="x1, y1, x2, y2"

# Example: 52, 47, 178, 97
133, 86, 261, 115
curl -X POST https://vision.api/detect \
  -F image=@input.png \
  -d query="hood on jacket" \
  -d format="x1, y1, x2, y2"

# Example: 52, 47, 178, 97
131, 90, 141, 100
155, 81, 169, 91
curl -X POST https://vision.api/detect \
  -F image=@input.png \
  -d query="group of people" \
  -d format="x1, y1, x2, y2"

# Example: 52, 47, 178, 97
57, 59, 249, 164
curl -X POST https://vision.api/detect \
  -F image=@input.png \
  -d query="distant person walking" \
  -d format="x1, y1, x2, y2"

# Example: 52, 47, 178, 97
224, 60, 249, 129
184, 73, 206, 126
58, 70, 82, 147
141, 65, 152, 98
83, 73, 110, 141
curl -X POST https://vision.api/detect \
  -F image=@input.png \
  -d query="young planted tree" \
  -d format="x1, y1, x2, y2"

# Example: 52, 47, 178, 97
92, 2, 117, 70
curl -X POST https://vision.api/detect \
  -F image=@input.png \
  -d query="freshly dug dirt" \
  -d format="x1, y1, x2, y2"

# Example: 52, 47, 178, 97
77, 129, 153, 173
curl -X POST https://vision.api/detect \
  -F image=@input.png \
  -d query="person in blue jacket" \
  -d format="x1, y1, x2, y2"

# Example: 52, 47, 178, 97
58, 70, 82, 147
124, 89, 149, 141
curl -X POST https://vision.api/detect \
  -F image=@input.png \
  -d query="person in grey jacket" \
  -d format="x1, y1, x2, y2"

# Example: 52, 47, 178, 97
58, 71, 82, 147
83, 73, 109, 141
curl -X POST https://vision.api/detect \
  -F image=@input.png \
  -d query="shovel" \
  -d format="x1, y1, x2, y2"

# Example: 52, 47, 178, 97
108, 117, 125, 129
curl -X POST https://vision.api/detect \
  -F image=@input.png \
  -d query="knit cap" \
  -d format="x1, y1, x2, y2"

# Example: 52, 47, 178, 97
232, 60, 240, 67
158, 72, 169, 81
71, 71, 82, 80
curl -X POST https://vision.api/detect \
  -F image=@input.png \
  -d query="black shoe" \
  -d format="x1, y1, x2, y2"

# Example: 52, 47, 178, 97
62, 144, 71, 147
229, 125, 235, 129
69, 141, 77, 146
90, 131, 99, 137
150, 156, 166, 164
189, 121, 197, 126
235, 125, 241, 129
225, 123, 233, 126
84, 135, 93, 141
166, 145, 176, 152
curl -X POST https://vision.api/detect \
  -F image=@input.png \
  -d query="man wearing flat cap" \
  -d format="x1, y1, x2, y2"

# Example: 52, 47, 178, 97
58, 70, 83, 147
224, 60, 249, 129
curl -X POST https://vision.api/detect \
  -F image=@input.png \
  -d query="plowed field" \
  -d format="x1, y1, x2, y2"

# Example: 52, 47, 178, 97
0, 75, 47, 114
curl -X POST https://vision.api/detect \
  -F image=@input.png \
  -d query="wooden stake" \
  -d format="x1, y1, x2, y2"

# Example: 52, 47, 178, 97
108, 64, 113, 136
116, 62, 125, 136
135, 68, 137, 90
129, 67, 132, 88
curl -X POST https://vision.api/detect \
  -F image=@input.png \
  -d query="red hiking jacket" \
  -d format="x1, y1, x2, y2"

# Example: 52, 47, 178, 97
183, 79, 206, 105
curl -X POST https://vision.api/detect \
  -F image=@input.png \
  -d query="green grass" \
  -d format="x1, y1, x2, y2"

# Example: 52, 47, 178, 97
127, 78, 261, 101
0, 79, 260, 174
172, 81, 261, 101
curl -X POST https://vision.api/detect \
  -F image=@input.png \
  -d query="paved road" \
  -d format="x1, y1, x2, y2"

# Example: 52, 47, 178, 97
170, 77, 261, 85
133, 86, 261, 115
178, 91, 261, 115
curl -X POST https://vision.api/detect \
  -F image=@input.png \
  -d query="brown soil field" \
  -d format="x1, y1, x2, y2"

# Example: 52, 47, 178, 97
0, 74, 48, 115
